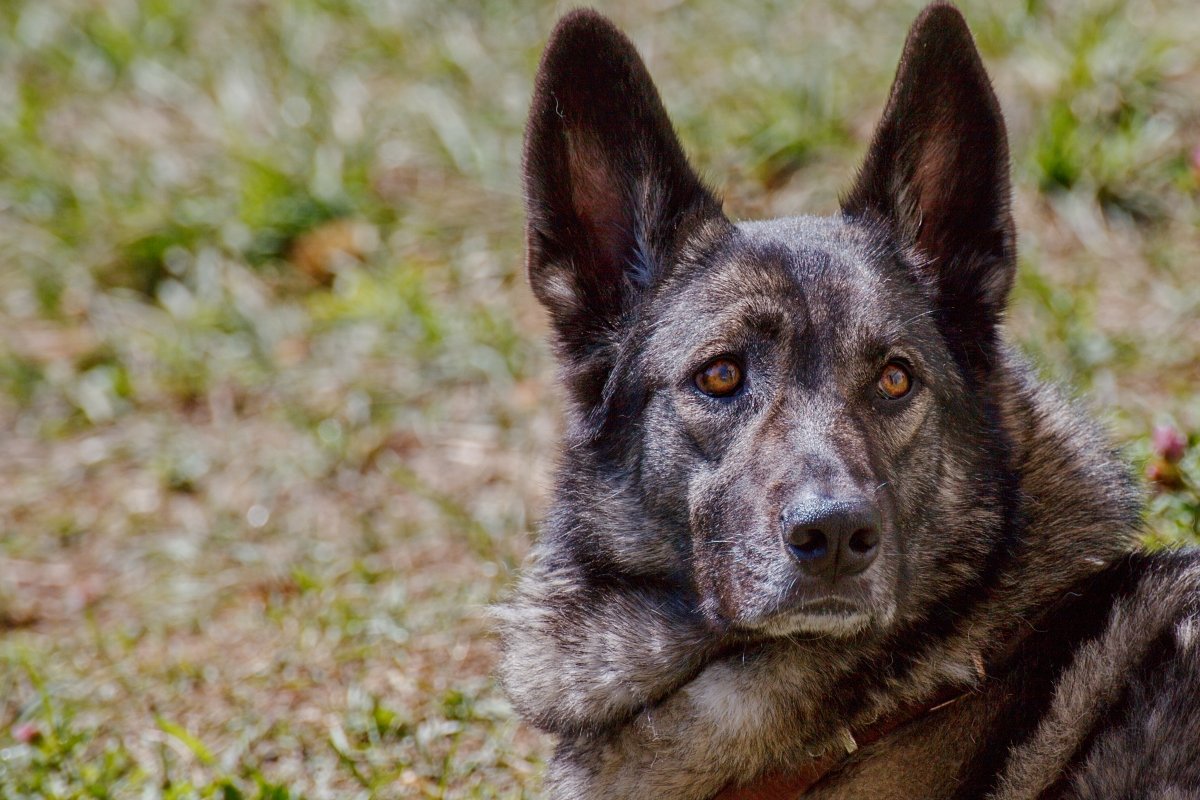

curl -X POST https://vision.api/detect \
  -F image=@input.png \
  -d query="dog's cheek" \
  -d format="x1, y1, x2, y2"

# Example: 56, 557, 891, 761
639, 395, 782, 625
676, 403, 746, 462
638, 391, 751, 528
638, 397, 709, 515
876, 397, 943, 526
865, 396, 948, 614
687, 452, 785, 625
687, 470, 739, 623
885, 402, 1005, 621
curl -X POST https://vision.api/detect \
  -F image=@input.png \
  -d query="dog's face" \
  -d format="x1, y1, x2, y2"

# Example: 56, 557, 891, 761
633, 221, 973, 636
524, 5, 1016, 638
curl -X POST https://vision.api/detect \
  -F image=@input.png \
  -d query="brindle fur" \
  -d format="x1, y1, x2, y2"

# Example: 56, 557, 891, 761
498, 4, 1200, 798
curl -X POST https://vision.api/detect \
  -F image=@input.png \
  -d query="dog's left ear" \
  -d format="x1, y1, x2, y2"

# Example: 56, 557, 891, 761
843, 3, 1014, 375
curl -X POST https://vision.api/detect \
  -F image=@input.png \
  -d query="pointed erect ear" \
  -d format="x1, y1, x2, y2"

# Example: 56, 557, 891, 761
842, 3, 1015, 375
524, 10, 725, 403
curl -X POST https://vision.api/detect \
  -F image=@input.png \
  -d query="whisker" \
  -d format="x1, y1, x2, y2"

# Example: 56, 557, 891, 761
896, 308, 938, 331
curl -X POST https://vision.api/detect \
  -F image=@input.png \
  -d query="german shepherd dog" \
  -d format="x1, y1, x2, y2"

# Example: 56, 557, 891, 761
499, 4, 1200, 798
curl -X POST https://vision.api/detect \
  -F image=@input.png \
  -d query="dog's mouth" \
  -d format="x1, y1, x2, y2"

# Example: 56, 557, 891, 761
740, 602, 873, 638
795, 597, 868, 616
730, 583, 888, 639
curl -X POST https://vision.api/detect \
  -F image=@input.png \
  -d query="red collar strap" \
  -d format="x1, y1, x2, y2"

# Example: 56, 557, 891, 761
711, 684, 972, 800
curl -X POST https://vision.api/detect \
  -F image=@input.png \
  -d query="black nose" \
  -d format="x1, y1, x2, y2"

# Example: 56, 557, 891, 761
781, 497, 881, 580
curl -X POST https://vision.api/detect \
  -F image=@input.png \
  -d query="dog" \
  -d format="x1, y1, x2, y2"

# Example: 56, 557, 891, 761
498, 4, 1200, 798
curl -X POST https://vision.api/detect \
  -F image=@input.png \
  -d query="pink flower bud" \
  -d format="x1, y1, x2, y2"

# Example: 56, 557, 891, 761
1152, 425, 1187, 464
13, 722, 40, 744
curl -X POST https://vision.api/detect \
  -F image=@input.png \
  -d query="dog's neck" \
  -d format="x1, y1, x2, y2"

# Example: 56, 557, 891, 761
992, 349, 1142, 618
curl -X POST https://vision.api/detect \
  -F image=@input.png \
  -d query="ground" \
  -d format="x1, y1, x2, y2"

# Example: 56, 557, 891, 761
0, 1, 1197, 798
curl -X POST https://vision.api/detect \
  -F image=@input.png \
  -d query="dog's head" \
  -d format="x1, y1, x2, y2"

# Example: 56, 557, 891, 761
525, 4, 1017, 638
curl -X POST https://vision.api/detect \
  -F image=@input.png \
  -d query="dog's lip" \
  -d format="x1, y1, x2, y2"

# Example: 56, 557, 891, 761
793, 597, 868, 615
733, 603, 874, 637
731, 593, 874, 633
777, 577, 873, 613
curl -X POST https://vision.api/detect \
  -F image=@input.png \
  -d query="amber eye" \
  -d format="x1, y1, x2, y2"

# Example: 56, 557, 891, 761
878, 361, 912, 399
695, 358, 743, 397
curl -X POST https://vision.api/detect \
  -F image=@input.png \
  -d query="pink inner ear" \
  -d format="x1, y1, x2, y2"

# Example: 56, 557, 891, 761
909, 108, 988, 264
566, 129, 629, 275
912, 140, 957, 261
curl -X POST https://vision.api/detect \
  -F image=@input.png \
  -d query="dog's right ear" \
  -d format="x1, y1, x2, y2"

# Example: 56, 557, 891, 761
524, 10, 724, 407
842, 3, 1014, 377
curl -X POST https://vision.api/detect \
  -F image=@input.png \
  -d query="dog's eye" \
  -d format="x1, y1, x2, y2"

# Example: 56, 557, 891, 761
695, 358, 743, 397
878, 361, 912, 399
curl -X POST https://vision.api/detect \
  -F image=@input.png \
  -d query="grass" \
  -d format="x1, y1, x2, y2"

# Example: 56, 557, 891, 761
0, 0, 1197, 796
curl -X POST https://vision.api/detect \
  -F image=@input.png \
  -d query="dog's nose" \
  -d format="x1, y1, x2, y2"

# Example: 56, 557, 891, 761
781, 497, 881, 580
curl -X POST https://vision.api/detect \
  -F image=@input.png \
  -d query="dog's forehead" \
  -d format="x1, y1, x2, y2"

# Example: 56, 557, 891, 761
657, 215, 901, 335
733, 216, 891, 295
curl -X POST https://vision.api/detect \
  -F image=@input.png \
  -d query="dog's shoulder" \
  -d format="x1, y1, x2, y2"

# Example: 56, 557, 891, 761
1069, 601, 1200, 798
989, 549, 1200, 799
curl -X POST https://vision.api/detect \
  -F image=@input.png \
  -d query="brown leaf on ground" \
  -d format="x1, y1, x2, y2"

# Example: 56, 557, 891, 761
286, 219, 379, 285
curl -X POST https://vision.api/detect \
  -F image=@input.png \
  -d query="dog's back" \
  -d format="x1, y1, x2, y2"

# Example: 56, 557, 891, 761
499, 4, 1200, 798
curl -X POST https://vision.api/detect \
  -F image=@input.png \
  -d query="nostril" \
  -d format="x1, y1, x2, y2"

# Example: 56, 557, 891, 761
848, 527, 880, 555
788, 529, 828, 560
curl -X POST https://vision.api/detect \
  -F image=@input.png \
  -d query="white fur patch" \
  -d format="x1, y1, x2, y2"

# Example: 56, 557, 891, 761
685, 662, 769, 737
539, 267, 580, 313
1176, 617, 1199, 651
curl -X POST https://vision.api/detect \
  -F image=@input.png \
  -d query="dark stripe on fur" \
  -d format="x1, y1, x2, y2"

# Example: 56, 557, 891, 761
1039, 625, 1180, 799
950, 556, 1145, 798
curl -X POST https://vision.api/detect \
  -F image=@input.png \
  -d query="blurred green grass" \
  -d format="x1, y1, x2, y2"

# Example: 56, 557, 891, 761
0, 0, 1197, 797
